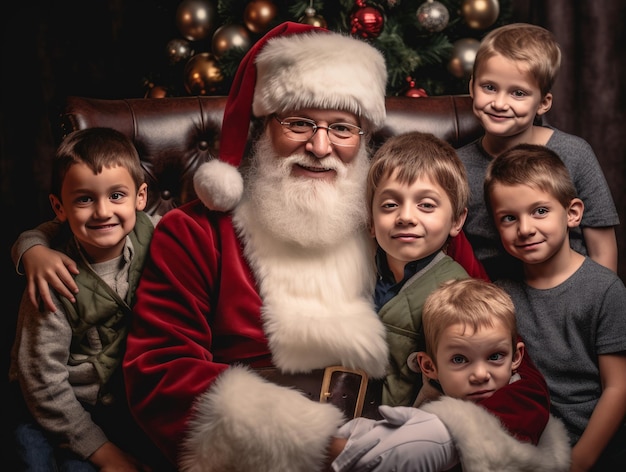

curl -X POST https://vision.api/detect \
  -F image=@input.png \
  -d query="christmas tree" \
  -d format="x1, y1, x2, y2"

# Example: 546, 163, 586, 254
146, 0, 513, 98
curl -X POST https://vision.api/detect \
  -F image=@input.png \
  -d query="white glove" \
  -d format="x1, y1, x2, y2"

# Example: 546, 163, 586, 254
332, 406, 459, 472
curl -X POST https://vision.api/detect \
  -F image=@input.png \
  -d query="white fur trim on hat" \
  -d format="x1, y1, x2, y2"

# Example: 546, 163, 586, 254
179, 365, 345, 472
193, 159, 244, 212
253, 32, 387, 131
193, 25, 388, 212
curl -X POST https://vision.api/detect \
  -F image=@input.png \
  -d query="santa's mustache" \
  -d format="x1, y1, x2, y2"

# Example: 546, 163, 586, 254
240, 133, 370, 248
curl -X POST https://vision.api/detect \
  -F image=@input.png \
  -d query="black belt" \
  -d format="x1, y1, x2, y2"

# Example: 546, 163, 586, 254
256, 366, 383, 420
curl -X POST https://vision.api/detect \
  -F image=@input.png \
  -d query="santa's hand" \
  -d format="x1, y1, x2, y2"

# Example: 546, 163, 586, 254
332, 406, 458, 472
331, 417, 381, 471
335, 416, 379, 440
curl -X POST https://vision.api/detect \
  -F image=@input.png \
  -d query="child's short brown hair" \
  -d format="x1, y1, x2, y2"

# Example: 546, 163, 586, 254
484, 143, 577, 213
366, 131, 469, 226
51, 127, 144, 198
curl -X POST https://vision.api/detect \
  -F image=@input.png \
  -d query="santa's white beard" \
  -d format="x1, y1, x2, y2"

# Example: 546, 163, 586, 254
241, 133, 370, 249
232, 133, 388, 376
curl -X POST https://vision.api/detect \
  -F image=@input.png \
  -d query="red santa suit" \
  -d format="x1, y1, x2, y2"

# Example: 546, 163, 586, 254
124, 23, 392, 471
124, 202, 391, 470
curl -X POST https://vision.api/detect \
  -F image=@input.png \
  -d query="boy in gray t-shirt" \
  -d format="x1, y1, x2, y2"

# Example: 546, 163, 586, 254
485, 143, 626, 472
458, 23, 618, 280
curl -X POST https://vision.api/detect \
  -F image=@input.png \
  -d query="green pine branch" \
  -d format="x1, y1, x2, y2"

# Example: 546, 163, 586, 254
152, 0, 512, 97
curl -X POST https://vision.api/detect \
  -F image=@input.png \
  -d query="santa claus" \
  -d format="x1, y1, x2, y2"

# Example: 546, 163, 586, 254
124, 22, 394, 471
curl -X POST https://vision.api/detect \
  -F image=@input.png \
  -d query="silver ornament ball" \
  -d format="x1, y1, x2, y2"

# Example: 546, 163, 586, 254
417, 0, 450, 33
448, 38, 480, 78
165, 38, 194, 65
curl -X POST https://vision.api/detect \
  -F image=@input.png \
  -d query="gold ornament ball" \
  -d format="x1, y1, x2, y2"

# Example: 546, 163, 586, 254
244, 0, 278, 34
299, 7, 327, 28
299, 14, 327, 28
448, 38, 480, 78
165, 38, 194, 65
176, 0, 217, 41
212, 24, 251, 58
184, 53, 224, 95
145, 84, 170, 99
461, 0, 500, 30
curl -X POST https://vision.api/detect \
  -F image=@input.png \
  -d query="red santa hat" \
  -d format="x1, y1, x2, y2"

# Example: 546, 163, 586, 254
194, 21, 388, 212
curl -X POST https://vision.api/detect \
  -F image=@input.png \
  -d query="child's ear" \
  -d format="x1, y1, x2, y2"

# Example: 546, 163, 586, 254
468, 76, 474, 98
449, 208, 468, 238
135, 182, 148, 211
567, 198, 584, 228
536, 92, 553, 117
512, 341, 525, 372
49, 194, 66, 222
416, 352, 439, 381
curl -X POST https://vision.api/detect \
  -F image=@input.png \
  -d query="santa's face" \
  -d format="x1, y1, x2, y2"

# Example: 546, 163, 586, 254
268, 108, 364, 181
241, 110, 370, 248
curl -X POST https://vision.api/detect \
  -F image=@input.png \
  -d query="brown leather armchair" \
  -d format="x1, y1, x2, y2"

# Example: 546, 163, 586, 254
55, 95, 482, 216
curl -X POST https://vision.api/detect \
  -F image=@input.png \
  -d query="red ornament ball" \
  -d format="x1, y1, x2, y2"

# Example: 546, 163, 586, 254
350, 6, 384, 39
404, 77, 428, 98
405, 87, 428, 98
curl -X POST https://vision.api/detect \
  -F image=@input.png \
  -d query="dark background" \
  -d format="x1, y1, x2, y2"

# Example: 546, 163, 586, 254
2, 0, 625, 465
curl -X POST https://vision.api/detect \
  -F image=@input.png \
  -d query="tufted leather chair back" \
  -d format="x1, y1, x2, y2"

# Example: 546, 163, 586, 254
56, 95, 482, 216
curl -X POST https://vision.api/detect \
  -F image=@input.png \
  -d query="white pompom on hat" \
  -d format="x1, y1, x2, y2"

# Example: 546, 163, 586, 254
194, 21, 388, 212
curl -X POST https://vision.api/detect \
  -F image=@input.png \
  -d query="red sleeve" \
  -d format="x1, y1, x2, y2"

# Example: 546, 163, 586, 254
123, 202, 266, 465
446, 230, 490, 282
478, 344, 551, 445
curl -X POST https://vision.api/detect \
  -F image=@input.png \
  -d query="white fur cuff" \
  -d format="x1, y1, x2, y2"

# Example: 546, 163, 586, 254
179, 365, 345, 472
422, 397, 571, 472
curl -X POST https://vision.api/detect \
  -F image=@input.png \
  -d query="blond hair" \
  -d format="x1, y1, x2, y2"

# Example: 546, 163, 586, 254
474, 23, 561, 96
422, 278, 518, 361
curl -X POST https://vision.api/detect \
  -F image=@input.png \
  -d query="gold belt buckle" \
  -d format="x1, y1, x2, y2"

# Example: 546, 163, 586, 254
320, 366, 369, 418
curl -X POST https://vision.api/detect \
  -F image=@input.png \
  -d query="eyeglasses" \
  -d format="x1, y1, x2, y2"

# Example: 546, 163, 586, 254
274, 116, 364, 147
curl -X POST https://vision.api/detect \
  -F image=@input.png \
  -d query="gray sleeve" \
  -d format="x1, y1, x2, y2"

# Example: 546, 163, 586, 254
596, 274, 626, 354
13, 290, 108, 459
11, 219, 64, 274
548, 129, 619, 227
